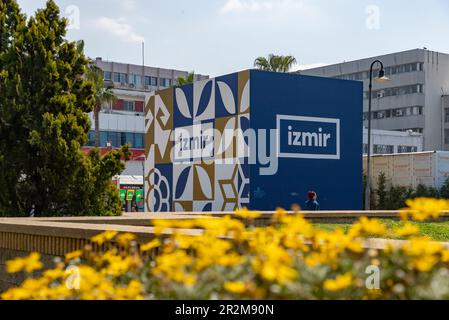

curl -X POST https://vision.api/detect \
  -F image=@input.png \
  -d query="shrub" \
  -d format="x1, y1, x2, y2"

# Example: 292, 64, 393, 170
3, 199, 449, 300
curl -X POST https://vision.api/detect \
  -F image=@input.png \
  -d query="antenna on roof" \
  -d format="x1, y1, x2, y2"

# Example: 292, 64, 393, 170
142, 41, 145, 67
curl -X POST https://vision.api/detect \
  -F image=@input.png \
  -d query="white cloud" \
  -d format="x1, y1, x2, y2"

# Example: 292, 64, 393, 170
121, 0, 136, 12
220, 0, 317, 16
93, 17, 144, 43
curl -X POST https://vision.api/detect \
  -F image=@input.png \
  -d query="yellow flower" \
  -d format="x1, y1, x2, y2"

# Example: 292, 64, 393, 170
412, 255, 438, 272
401, 198, 449, 221
324, 273, 353, 291
6, 252, 43, 274
117, 233, 136, 246
90, 230, 118, 245
65, 250, 83, 261
394, 223, 420, 237
1, 288, 31, 300
235, 208, 261, 220
43, 268, 65, 280
140, 239, 161, 252
273, 208, 288, 221
356, 217, 387, 236
224, 281, 246, 294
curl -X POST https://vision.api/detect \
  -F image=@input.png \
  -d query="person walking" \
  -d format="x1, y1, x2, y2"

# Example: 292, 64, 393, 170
305, 191, 320, 211
29, 205, 36, 217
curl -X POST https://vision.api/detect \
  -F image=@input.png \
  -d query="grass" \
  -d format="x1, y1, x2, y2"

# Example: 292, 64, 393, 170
314, 220, 449, 242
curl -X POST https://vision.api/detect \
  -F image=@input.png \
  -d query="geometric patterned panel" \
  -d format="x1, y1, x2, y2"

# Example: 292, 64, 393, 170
145, 70, 251, 212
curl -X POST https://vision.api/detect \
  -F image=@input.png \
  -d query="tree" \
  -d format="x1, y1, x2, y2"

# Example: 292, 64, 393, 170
376, 172, 387, 210
254, 54, 297, 72
84, 56, 115, 147
440, 177, 449, 199
176, 71, 195, 86
0, 0, 127, 216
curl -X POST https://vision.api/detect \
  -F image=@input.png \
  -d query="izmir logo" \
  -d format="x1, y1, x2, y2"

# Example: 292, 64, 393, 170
277, 115, 340, 160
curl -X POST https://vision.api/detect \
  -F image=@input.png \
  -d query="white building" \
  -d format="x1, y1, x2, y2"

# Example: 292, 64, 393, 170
364, 128, 423, 155
301, 49, 449, 151
82, 59, 209, 211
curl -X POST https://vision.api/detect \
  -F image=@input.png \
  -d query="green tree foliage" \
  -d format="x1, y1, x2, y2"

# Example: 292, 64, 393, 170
176, 71, 195, 86
0, 0, 127, 216
376, 172, 387, 210
440, 177, 449, 199
83, 55, 116, 148
384, 186, 414, 210
254, 54, 297, 72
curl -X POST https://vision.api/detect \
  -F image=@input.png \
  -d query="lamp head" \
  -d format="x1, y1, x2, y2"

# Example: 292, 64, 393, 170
375, 68, 390, 83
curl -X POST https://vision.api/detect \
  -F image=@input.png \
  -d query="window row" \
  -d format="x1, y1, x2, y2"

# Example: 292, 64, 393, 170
444, 108, 449, 123
103, 71, 173, 88
111, 100, 144, 113
87, 131, 144, 149
363, 106, 423, 120
364, 84, 424, 100
396, 128, 424, 134
363, 144, 418, 155
335, 62, 424, 81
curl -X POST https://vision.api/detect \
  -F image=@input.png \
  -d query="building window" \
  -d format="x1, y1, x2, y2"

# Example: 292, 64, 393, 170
364, 106, 424, 122
113, 72, 127, 84
152, 77, 158, 86
123, 100, 135, 112
445, 129, 449, 144
160, 78, 172, 87
373, 144, 394, 155
445, 109, 449, 123
398, 146, 418, 153
368, 85, 424, 100
104, 71, 112, 81
87, 131, 96, 146
134, 133, 144, 149
88, 131, 145, 149
129, 74, 142, 86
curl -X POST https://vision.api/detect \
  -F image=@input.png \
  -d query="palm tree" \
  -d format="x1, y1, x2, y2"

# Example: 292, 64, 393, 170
76, 40, 116, 148
176, 71, 195, 86
254, 54, 297, 73
85, 64, 115, 147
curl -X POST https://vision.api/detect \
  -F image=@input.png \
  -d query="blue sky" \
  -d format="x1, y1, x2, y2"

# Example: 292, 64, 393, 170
16, 0, 449, 77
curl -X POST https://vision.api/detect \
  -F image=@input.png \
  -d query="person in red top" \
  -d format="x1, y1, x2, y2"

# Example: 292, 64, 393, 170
305, 191, 320, 211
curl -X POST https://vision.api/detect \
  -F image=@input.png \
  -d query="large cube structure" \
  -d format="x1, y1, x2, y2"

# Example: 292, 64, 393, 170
144, 70, 363, 212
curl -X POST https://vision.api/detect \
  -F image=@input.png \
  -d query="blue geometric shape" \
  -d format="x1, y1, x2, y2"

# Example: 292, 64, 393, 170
174, 84, 194, 128
175, 167, 192, 200
154, 163, 172, 212
215, 73, 238, 118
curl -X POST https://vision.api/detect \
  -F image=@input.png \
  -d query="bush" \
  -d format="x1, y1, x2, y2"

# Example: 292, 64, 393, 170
376, 172, 387, 210
3, 199, 449, 300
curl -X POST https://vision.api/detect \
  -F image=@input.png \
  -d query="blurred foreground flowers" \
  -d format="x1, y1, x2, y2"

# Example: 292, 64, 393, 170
2, 198, 449, 300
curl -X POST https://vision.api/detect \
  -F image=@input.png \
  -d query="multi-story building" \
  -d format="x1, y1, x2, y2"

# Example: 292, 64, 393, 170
301, 49, 449, 151
81, 58, 209, 211
363, 128, 423, 155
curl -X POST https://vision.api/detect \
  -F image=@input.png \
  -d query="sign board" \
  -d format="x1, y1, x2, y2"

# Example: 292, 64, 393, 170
144, 70, 363, 212
126, 190, 135, 201
119, 189, 126, 201
136, 189, 143, 202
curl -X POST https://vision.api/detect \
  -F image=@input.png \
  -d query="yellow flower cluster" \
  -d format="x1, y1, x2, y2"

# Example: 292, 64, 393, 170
400, 198, 449, 221
3, 198, 449, 300
6, 253, 43, 274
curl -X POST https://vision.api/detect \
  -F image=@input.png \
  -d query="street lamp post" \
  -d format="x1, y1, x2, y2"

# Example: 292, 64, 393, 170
365, 60, 390, 211
134, 154, 146, 212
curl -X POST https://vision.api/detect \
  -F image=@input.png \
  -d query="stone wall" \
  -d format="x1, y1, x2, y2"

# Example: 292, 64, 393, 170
0, 248, 57, 292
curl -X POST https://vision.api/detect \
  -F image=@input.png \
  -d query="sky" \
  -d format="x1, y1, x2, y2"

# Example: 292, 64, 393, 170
16, 0, 449, 77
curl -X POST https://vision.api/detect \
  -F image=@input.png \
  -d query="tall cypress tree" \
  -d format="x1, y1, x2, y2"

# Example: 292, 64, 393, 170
0, 0, 128, 216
